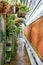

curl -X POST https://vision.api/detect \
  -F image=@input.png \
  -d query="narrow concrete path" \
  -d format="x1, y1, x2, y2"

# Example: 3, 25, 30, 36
4, 38, 31, 65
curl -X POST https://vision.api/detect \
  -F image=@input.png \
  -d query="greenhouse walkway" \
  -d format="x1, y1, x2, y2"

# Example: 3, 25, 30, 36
4, 38, 31, 65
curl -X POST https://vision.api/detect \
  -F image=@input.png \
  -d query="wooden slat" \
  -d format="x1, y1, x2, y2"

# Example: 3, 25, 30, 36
24, 16, 43, 61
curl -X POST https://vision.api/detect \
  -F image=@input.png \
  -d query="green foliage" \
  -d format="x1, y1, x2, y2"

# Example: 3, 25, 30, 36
19, 4, 30, 14
15, 3, 30, 15
6, 14, 20, 37
5, 51, 11, 59
14, 26, 20, 35
2, 30, 6, 41
6, 14, 16, 37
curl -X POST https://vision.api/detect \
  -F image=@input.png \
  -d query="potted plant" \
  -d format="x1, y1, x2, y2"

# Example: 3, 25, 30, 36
17, 4, 30, 18
15, 0, 30, 18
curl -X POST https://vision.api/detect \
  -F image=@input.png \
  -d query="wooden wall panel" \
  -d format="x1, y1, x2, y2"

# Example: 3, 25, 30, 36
24, 16, 43, 60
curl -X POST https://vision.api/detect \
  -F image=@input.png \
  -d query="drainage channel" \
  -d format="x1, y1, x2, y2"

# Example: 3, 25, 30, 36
24, 36, 43, 65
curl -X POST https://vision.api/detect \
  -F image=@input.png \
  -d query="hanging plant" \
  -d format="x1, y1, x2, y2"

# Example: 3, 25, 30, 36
17, 4, 30, 18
